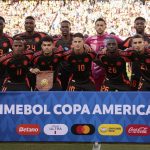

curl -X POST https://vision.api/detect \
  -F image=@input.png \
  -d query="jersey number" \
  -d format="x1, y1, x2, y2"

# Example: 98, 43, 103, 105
17, 69, 22, 75
78, 64, 85, 71
27, 44, 36, 51
108, 67, 117, 73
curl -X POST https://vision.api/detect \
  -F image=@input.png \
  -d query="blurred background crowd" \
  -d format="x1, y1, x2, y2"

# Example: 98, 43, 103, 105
0, 0, 149, 39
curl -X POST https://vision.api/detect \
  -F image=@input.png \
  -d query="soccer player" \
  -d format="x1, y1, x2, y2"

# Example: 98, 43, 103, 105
86, 18, 123, 90
54, 20, 73, 90
123, 17, 150, 48
123, 17, 150, 90
122, 34, 150, 91
55, 20, 73, 50
30, 36, 63, 91
0, 16, 13, 89
13, 16, 47, 52
63, 33, 96, 91
0, 37, 33, 91
0, 16, 13, 56
95, 37, 131, 91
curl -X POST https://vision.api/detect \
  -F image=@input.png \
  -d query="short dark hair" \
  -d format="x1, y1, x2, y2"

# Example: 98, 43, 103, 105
95, 18, 106, 24
132, 34, 144, 39
0, 16, 5, 23
105, 37, 117, 41
131, 34, 144, 43
61, 20, 71, 25
134, 17, 146, 23
110, 32, 116, 35
104, 37, 117, 45
13, 36, 24, 41
73, 33, 84, 39
25, 16, 35, 21
13, 36, 25, 46
41, 36, 53, 43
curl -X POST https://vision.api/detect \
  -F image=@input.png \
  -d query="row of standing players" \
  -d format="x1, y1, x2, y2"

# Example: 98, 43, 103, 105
0, 16, 150, 91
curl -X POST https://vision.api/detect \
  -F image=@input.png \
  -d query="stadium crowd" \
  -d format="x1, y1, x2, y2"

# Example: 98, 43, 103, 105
0, 0, 150, 39
0, 0, 149, 92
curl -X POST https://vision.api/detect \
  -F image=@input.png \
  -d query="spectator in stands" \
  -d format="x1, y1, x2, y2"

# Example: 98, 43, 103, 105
1, 0, 149, 39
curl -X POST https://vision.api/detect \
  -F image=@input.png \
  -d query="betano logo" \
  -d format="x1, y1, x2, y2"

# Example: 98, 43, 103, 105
44, 124, 68, 135
98, 124, 123, 136
16, 124, 40, 135
71, 124, 95, 135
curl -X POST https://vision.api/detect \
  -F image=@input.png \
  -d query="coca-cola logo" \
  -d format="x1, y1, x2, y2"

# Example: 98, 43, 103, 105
16, 124, 40, 135
126, 124, 150, 136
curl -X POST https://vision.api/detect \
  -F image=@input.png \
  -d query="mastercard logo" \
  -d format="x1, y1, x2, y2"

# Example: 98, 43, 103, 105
71, 124, 95, 135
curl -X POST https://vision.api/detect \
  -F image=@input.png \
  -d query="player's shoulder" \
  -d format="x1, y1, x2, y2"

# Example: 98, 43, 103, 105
125, 47, 135, 51
22, 50, 33, 60
23, 50, 34, 55
35, 31, 48, 38
2, 33, 13, 39
86, 35, 97, 41
0, 52, 13, 63
63, 50, 72, 56
53, 46, 63, 54
1, 33, 13, 45
33, 50, 42, 57
13, 32, 26, 38
53, 35, 62, 42
97, 50, 106, 55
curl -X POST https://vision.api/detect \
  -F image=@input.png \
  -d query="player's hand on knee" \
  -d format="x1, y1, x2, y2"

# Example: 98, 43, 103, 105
30, 68, 40, 74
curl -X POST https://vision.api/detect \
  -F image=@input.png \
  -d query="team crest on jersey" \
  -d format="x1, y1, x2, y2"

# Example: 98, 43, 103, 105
103, 61, 108, 65
116, 61, 122, 66
145, 58, 150, 63
23, 60, 28, 66
3, 42, 8, 48
9, 64, 15, 68
84, 58, 89, 62
72, 59, 76, 63
41, 61, 46, 65
35, 37, 40, 42
53, 58, 58, 63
